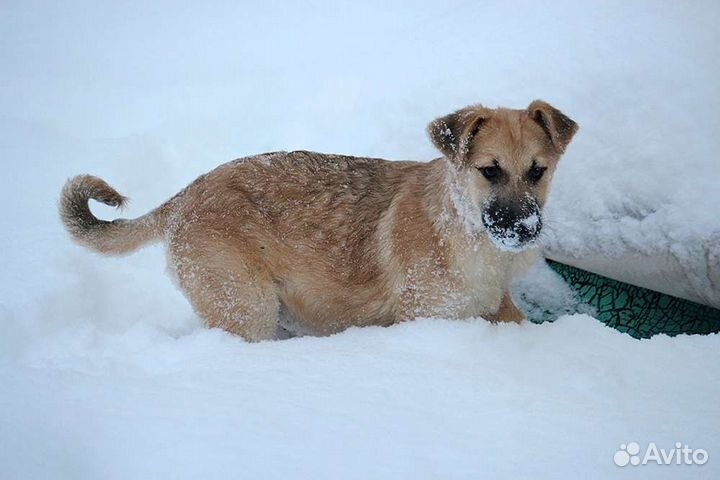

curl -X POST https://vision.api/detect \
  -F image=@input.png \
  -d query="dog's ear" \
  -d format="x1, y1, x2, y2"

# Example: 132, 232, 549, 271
527, 100, 578, 153
427, 106, 490, 162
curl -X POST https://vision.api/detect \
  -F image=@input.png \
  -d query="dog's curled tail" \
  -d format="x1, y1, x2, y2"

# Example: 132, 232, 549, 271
59, 175, 170, 255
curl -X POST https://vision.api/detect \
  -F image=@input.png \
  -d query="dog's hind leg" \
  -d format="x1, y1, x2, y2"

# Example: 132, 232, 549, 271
170, 245, 280, 342
487, 292, 525, 324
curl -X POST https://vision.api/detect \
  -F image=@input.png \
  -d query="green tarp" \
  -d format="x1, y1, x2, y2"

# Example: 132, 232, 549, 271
543, 259, 720, 338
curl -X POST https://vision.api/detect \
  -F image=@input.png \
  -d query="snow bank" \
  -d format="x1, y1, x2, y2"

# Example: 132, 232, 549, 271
2, 314, 719, 480
1, 1, 719, 478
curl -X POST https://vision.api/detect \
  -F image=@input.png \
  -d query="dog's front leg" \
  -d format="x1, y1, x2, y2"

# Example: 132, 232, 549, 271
487, 292, 525, 323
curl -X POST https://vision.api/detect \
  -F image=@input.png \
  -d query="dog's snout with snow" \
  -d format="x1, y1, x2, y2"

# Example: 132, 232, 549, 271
481, 195, 542, 251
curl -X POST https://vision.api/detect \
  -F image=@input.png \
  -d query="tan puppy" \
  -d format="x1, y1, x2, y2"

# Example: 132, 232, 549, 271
60, 100, 577, 341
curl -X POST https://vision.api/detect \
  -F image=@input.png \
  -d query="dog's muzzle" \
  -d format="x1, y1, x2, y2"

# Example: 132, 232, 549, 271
481, 196, 542, 251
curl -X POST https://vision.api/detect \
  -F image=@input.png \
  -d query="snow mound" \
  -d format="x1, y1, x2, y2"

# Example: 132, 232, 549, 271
1, 313, 718, 480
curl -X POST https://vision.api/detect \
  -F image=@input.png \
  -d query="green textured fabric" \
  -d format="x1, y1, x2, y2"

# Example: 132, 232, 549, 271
545, 259, 720, 338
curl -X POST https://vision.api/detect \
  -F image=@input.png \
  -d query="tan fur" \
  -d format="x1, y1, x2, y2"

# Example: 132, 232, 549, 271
486, 293, 525, 323
59, 101, 578, 341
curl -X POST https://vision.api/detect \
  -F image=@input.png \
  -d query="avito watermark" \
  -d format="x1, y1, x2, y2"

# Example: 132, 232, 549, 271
614, 442, 708, 467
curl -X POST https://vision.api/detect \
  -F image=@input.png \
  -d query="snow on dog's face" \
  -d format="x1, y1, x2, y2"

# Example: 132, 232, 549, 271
428, 100, 578, 251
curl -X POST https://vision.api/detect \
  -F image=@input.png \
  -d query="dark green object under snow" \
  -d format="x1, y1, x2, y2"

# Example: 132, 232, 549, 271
545, 259, 720, 339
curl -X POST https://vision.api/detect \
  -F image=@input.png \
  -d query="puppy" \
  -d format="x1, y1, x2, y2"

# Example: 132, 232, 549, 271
60, 100, 577, 341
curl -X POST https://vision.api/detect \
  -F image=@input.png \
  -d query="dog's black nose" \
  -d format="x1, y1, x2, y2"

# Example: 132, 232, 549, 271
482, 203, 515, 231
515, 214, 542, 242
481, 196, 542, 247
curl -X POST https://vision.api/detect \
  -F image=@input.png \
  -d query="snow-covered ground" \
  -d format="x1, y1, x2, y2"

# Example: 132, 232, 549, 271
1, 1, 719, 478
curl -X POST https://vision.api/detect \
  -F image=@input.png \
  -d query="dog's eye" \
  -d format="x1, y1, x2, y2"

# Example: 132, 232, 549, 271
527, 163, 547, 183
478, 165, 501, 183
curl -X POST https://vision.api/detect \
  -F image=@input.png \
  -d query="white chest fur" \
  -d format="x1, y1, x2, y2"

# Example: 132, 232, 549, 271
416, 234, 538, 320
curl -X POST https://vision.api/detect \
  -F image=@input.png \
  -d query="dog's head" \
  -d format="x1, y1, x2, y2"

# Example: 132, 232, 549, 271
428, 100, 578, 251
